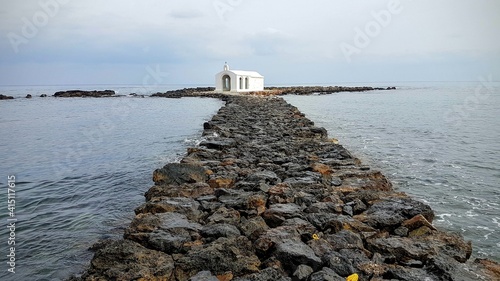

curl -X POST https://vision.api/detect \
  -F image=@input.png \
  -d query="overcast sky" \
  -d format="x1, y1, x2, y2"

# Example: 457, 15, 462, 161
0, 0, 499, 86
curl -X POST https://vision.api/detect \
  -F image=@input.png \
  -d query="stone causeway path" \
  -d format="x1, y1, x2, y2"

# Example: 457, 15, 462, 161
74, 95, 499, 281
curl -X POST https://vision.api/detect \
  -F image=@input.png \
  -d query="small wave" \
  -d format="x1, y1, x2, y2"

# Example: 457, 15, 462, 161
492, 217, 500, 228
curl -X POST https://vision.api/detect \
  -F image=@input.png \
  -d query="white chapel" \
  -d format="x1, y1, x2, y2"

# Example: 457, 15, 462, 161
215, 63, 264, 93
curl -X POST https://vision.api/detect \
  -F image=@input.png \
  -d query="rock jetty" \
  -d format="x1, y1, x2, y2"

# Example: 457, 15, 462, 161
53, 90, 116, 98
75, 95, 499, 281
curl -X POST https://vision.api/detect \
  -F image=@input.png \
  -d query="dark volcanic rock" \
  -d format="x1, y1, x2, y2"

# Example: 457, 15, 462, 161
275, 239, 322, 271
233, 267, 291, 281
153, 163, 208, 185
201, 223, 241, 240
0, 94, 14, 100
79, 239, 175, 280
53, 89, 115, 97
309, 267, 344, 281
358, 197, 434, 230
124, 212, 202, 254
262, 203, 304, 227
175, 236, 261, 277
134, 197, 202, 221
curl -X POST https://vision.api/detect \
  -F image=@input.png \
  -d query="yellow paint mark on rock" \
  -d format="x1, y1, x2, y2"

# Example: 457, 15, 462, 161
346, 273, 358, 281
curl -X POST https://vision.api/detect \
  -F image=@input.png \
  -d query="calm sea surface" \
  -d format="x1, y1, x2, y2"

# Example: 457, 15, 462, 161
0, 83, 499, 280
0, 85, 223, 280
285, 82, 500, 262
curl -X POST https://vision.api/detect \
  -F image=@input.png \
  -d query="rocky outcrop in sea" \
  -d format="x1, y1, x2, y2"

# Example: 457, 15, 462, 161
73, 95, 499, 281
53, 90, 116, 97
0, 94, 14, 100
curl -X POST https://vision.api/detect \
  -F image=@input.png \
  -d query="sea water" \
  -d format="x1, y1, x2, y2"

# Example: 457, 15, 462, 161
285, 81, 500, 262
0, 85, 223, 280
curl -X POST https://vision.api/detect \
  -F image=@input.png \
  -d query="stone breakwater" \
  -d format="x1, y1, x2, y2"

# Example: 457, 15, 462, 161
75, 95, 499, 281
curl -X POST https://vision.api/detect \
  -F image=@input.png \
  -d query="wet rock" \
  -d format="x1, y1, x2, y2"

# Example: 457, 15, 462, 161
367, 236, 436, 263
153, 163, 208, 185
79, 239, 175, 280
337, 170, 392, 192
421, 231, 472, 263
425, 253, 481, 281
358, 197, 434, 229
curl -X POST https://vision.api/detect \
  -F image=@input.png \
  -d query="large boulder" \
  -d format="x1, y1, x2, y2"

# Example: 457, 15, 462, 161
153, 163, 208, 185
80, 239, 175, 280
175, 236, 261, 277
274, 239, 323, 271
357, 197, 434, 230
124, 212, 202, 253
134, 197, 203, 221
